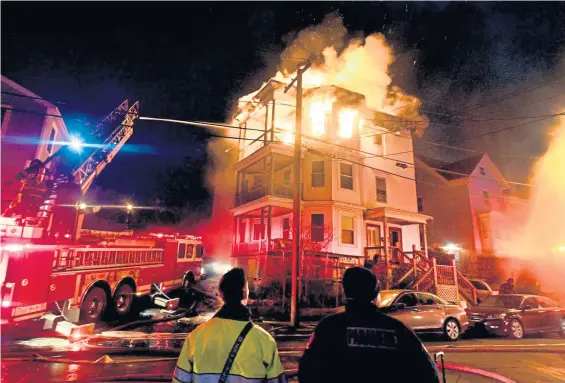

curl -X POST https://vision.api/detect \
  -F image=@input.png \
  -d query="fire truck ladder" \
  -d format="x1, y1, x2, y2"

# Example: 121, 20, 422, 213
36, 101, 139, 224
74, 100, 139, 194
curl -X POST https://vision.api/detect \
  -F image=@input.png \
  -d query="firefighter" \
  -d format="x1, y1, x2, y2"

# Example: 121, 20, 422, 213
298, 267, 439, 383
499, 278, 515, 294
6, 159, 47, 218
173, 268, 286, 383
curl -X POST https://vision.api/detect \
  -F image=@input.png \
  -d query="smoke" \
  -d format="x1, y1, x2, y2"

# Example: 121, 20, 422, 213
495, 116, 565, 295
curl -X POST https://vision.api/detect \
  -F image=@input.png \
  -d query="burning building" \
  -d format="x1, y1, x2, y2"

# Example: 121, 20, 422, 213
226, 78, 432, 284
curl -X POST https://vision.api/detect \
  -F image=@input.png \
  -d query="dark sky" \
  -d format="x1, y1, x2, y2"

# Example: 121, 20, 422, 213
2, 2, 565, 204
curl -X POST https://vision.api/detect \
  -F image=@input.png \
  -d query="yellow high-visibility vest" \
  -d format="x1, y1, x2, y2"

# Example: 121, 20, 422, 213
173, 317, 286, 383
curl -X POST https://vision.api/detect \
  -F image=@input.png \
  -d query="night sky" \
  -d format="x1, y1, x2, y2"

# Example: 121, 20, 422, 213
2, 2, 565, 209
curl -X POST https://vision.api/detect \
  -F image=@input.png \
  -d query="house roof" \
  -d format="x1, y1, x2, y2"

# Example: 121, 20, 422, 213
1, 75, 58, 110
419, 153, 485, 181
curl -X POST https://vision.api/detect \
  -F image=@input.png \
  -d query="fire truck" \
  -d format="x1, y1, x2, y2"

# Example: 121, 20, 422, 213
0, 100, 205, 337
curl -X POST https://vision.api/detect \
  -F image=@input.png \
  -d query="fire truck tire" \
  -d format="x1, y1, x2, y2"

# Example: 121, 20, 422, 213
113, 284, 134, 316
80, 287, 108, 323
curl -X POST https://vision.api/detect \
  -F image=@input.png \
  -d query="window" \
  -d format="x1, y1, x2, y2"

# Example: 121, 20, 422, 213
178, 243, 186, 259
311, 214, 324, 242
479, 167, 486, 176
397, 293, 418, 307
185, 244, 194, 259
376, 177, 387, 203
46, 127, 56, 154
252, 223, 262, 241
283, 217, 290, 240
340, 163, 353, 190
417, 197, 423, 213
196, 244, 204, 258
253, 175, 262, 189
341, 216, 355, 245
536, 297, 556, 308
283, 169, 291, 185
311, 161, 325, 187
521, 297, 539, 309
417, 293, 445, 305
374, 133, 383, 146
483, 190, 491, 208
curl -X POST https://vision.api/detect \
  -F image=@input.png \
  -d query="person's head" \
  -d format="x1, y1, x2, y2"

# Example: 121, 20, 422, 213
219, 267, 249, 305
508, 278, 514, 284
343, 267, 380, 303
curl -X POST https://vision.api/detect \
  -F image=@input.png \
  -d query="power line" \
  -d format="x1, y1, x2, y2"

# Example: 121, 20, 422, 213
417, 139, 542, 160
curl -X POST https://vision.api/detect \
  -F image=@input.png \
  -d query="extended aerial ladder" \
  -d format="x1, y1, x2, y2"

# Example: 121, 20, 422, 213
1, 100, 139, 239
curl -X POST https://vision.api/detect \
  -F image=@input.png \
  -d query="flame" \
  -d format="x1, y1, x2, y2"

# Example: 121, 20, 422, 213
338, 108, 358, 139
276, 121, 294, 145
310, 99, 333, 136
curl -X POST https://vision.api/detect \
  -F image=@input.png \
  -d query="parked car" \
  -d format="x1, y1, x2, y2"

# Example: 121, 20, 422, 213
378, 289, 469, 341
466, 294, 565, 339
469, 278, 497, 303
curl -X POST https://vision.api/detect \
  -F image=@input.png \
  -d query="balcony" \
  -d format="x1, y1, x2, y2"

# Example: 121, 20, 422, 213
235, 182, 293, 206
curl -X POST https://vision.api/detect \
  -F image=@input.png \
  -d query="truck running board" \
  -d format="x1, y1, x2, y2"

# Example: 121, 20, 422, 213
152, 296, 180, 311
41, 313, 95, 342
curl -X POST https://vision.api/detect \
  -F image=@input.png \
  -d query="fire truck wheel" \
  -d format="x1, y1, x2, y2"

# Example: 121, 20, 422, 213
80, 287, 108, 323
113, 284, 134, 316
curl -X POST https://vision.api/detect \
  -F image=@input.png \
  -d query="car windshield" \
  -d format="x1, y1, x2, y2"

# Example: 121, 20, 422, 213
479, 295, 523, 309
378, 291, 401, 307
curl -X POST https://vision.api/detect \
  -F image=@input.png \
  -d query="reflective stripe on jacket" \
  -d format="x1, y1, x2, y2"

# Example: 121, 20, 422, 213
173, 304, 286, 383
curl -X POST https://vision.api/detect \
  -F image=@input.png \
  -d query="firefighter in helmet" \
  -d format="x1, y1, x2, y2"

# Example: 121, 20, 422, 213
173, 268, 286, 383
499, 278, 515, 294
6, 159, 47, 218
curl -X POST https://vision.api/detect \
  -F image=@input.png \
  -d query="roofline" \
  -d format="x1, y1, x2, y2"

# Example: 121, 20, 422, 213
1, 74, 58, 110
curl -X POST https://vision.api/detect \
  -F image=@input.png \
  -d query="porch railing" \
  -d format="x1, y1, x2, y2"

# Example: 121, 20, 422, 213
235, 182, 293, 206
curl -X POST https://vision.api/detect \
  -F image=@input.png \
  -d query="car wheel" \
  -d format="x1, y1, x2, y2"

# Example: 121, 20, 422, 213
183, 272, 195, 291
509, 319, 524, 339
443, 318, 461, 341
80, 287, 107, 323
113, 284, 134, 316
559, 318, 565, 338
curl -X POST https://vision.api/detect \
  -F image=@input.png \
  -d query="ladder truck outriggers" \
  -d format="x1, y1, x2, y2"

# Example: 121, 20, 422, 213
0, 100, 206, 339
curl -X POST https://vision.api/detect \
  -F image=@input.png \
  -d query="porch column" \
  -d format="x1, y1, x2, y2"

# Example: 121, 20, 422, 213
235, 171, 241, 206
422, 223, 429, 258
264, 104, 269, 145
269, 154, 275, 197
267, 205, 272, 252
232, 216, 238, 256
270, 101, 276, 141
260, 207, 265, 253
383, 217, 390, 289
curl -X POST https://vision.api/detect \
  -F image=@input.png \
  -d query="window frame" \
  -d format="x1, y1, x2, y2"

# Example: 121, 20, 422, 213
252, 222, 262, 242
339, 162, 354, 191
282, 217, 290, 240
479, 167, 486, 176
46, 126, 57, 155
376, 176, 387, 203
310, 213, 325, 242
177, 243, 187, 259
340, 215, 355, 246
311, 160, 325, 188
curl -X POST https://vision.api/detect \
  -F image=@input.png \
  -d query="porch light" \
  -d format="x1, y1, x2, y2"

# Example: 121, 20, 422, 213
441, 243, 461, 252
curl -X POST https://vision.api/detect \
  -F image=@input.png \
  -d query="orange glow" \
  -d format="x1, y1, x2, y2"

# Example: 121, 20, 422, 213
338, 108, 358, 138
276, 122, 294, 145
310, 99, 332, 136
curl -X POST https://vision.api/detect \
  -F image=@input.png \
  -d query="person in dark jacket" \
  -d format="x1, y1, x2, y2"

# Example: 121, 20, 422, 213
499, 278, 515, 294
298, 267, 439, 383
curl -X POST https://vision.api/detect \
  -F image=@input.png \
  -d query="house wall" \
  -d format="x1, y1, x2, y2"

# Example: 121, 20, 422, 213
415, 158, 475, 251
1, 77, 70, 211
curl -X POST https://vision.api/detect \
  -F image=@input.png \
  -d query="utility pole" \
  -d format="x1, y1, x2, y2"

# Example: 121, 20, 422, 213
285, 60, 311, 328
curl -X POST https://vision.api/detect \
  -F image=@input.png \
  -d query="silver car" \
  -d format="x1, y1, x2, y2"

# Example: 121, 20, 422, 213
378, 289, 469, 341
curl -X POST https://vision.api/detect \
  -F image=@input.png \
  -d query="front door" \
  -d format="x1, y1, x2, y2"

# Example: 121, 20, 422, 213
389, 228, 403, 249
366, 225, 381, 247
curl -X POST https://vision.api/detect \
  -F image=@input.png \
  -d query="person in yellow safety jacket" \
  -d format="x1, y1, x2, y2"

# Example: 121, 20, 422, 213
173, 268, 286, 383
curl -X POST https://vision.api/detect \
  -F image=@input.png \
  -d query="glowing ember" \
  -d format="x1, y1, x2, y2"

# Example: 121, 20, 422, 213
338, 108, 358, 138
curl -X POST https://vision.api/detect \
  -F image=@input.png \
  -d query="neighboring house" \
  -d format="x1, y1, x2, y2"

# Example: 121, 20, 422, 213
415, 153, 515, 276
226, 80, 431, 281
1, 75, 70, 211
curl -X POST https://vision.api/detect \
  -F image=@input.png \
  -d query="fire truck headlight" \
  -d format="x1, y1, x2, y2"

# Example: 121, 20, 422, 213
1, 299, 11, 308
69, 136, 84, 153
200, 266, 206, 275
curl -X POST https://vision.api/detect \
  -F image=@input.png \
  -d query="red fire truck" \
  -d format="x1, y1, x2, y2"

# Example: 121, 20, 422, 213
0, 100, 205, 336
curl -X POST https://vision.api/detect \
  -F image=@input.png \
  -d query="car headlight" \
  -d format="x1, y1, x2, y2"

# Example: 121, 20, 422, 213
486, 313, 507, 320
200, 267, 206, 275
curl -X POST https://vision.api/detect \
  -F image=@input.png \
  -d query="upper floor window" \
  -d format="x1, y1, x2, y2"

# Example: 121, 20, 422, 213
483, 190, 491, 209
341, 215, 355, 245
479, 167, 486, 176
340, 163, 354, 190
311, 214, 324, 242
417, 196, 423, 213
374, 133, 384, 146
376, 177, 387, 203
311, 160, 325, 187
47, 127, 57, 154
283, 168, 291, 185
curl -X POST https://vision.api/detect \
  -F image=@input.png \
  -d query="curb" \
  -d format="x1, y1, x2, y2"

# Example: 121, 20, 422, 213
443, 363, 517, 383
278, 345, 565, 354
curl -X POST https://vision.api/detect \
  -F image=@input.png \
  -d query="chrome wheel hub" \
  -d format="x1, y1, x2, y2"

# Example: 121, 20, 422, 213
446, 321, 459, 339
511, 321, 523, 338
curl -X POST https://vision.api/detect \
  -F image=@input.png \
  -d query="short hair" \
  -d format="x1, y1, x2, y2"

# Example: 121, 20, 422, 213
343, 267, 379, 302
219, 267, 247, 303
